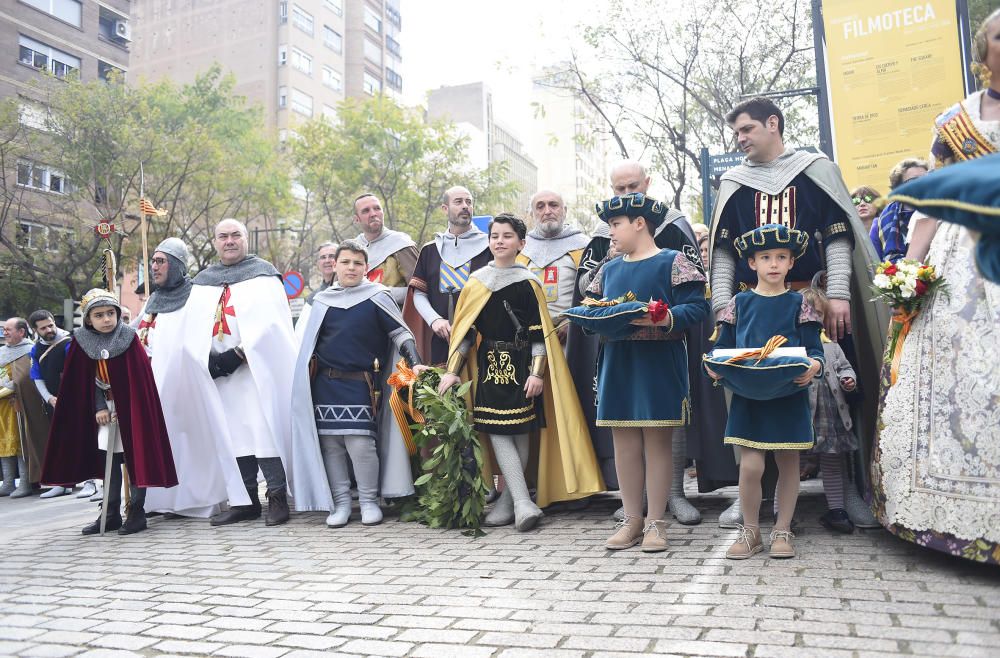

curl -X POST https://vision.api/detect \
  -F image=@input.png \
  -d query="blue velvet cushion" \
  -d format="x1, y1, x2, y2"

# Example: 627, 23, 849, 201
889, 152, 1000, 283
702, 353, 812, 401
562, 301, 647, 340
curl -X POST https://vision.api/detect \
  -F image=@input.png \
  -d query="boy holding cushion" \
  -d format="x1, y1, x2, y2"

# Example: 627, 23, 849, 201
705, 224, 824, 559
564, 193, 710, 552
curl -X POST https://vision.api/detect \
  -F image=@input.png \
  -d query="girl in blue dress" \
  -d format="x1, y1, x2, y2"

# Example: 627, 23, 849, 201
705, 225, 824, 560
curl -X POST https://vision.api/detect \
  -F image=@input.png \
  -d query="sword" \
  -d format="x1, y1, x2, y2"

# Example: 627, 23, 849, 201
502, 300, 526, 343
445, 286, 458, 324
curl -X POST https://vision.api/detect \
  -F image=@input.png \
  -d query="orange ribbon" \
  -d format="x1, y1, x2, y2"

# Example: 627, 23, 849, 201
387, 359, 424, 456
889, 309, 917, 386
724, 335, 789, 365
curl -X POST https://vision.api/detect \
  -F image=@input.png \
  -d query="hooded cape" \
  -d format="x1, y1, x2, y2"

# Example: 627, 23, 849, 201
2, 341, 50, 482
41, 337, 177, 488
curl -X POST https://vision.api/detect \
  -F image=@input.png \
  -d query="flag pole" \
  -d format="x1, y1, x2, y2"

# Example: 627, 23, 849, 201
140, 162, 150, 298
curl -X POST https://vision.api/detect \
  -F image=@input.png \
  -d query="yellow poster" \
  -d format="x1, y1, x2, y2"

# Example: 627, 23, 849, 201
823, 1, 966, 191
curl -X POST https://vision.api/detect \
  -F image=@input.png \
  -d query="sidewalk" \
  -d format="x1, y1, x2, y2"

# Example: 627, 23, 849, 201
1, 478, 998, 657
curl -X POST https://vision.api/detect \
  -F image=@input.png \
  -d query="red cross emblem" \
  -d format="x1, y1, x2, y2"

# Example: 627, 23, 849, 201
137, 313, 157, 347
213, 285, 236, 341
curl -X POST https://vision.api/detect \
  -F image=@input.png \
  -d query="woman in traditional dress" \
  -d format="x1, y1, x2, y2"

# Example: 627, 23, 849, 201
870, 9, 1000, 564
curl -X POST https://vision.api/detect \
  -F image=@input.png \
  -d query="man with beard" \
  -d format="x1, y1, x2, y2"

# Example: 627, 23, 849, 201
568, 160, 732, 524
516, 190, 588, 345
709, 97, 885, 530
27, 310, 72, 498
403, 185, 491, 365
353, 194, 418, 306
138, 238, 230, 519
0, 318, 50, 498
180, 219, 297, 527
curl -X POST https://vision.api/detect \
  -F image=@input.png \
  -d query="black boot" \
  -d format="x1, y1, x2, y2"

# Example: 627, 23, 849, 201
119, 486, 148, 535
84, 453, 123, 535
265, 488, 290, 526
211, 456, 262, 526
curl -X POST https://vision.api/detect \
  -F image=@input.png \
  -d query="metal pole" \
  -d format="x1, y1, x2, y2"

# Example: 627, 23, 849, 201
955, 0, 975, 95
810, 0, 835, 160
700, 147, 713, 226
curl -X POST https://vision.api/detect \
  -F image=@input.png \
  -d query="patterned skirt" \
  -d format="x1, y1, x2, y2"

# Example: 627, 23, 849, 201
0, 399, 19, 457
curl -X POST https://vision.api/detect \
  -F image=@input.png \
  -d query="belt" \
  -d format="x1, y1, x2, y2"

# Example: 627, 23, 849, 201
325, 368, 370, 382
484, 339, 527, 352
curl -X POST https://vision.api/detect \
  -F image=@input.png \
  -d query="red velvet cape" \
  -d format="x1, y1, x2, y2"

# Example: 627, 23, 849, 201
41, 336, 178, 488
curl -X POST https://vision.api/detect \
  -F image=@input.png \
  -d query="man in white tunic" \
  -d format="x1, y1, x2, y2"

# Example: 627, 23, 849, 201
183, 219, 297, 527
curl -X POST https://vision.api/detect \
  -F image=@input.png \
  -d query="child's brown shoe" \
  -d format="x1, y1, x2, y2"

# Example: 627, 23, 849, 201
605, 514, 644, 550
641, 519, 668, 553
725, 524, 763, 560
769, 529, 796, 558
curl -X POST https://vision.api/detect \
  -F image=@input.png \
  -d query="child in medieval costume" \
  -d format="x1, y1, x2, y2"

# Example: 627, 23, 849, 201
800, 287, 860, 534
290, 240, 423, 527
704, 225, 824, 559
432, 213, 604, 532
563, 193, 710, 552
41, 289, 177, 535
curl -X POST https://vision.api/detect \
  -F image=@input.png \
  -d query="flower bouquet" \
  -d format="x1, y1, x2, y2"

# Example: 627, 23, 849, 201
388, 360, 489, 536
870, 259, 947, 385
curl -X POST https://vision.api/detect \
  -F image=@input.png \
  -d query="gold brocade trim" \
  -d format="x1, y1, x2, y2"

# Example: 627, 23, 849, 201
527, 324, 543, 331
561, 308, 645, 321
597, 419, 686, 427
702, 355, 818, 372
475, 414, 537, 426
724, 437, 814, 450
483, 349, 519, 385
750, 288, 791, 297
888, 195, 1000, 218
474, 404, 533, 415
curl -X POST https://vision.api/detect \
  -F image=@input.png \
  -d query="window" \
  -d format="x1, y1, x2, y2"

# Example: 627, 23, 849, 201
323, 26, 342, 53
17, 220, 63, 252
98, 60, 124, 82
16, 161, 68, 194
279, 1, 288, 23
362, 71, 381, 95
386, 35, 401, 59
324, 0, 343, 15
291, 5, 314, 36
278, 86, 288, 109
18, 35, 80, 79
291, 89, 313, 116
386, 68, 402, 91
322, 105, 337, 121
322, 66, 342, 91
364, 5, 382, 33
278, 46, 287, 66
385, 4, 401, 28
363, 38, 382, 66
291, 48, 312, 75
22, 0, 82, 28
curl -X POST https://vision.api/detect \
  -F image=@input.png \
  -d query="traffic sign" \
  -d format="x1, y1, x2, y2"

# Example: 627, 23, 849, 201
283, 271, 305, 299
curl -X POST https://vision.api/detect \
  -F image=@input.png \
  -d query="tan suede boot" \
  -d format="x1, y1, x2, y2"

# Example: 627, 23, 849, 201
725, 524, 764, 560
605, 514, 644, 550
769, 529, 796, 559
640, 519, 669, 553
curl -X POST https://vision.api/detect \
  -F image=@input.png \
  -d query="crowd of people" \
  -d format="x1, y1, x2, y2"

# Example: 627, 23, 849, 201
0, 9, 997, 565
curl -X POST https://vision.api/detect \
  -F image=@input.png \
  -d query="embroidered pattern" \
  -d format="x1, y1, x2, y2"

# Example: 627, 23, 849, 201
483, 349, 519, 385
213, 285, 235, 341
671, 253, 707, 286
314, 404, 374, 423
754, 187, 797, 229
798, 298, 824, 325
718, 297, 738, 325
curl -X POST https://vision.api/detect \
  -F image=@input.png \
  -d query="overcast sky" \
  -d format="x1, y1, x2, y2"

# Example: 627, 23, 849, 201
400, 0, 603, 131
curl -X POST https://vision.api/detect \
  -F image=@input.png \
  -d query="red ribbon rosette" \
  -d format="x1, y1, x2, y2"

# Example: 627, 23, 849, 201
646, 299, 670, 324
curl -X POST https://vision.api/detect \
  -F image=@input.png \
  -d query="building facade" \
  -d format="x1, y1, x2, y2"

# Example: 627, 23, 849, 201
426, 81, 538, 215
129, 0, 400, 135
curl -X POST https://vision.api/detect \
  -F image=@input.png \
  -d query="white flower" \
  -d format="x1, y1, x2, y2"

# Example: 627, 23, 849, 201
900, 284, 916, 298
873, 274, 891, 288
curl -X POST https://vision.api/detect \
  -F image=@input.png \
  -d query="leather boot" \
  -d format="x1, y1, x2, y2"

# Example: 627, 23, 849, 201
605, 514, 644, 550
265, 488, 290, 526
119, 486, 147, 535
212, 457, 262, 526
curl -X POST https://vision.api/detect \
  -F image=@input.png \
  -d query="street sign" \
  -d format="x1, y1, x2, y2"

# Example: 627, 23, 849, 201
289, 297, 305, 318
283, 271, 305, 299
472, 215, 492, 234
709, 152, 745, 177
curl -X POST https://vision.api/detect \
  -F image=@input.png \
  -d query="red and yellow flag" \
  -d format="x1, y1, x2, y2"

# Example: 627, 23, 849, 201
139, 198, 167, 216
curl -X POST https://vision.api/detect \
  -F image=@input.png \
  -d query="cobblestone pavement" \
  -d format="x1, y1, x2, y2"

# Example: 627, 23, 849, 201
2, 478, 999, 658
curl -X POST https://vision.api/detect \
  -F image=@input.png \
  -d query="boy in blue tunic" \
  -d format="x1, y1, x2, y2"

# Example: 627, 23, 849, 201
291, 240, 422, 528
705, 224, 824, 560
576, 193, 710, 552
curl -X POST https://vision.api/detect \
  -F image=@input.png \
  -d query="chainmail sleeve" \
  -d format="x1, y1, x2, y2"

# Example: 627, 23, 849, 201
710, 247, 736, 314
824, 238, 852, 301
